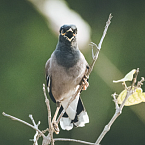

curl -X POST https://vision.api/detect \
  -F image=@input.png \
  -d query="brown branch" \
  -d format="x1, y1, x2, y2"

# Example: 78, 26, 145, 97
2, 112, 45, 138
29, 115, 40, 145
43, 84, 54, 145
137, 77, 145, 88
87, 13, 113, 77
131, 68, 139, 88
54, 138, 94, 145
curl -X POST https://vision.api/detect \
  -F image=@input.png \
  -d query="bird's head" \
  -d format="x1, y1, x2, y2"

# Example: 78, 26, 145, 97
59, 25, 77, 43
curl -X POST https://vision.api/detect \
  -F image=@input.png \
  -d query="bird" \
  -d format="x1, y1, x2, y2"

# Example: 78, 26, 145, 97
45, 24, 89, 134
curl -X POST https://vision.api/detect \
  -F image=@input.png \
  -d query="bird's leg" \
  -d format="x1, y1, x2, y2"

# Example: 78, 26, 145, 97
82, 66, 89, 90
82, 75, 89, 90
52, 102, 61, 134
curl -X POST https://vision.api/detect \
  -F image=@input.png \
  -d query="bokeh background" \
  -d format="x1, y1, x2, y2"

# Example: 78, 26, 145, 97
1, 0, 145, 145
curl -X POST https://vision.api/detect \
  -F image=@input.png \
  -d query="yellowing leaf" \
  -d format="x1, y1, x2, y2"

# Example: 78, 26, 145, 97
139, 93, 145, 102
117, 88, 145, 106
113, 69, 136, 83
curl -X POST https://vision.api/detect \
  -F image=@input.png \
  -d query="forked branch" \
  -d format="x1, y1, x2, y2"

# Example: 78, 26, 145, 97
94, 68, 140, 145
2, 112, 45, 138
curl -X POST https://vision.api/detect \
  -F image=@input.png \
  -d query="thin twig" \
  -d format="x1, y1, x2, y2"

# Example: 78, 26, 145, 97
94, 69, 139, 145
43, 84, 54, 145
43, 84, 52, 128
29, 115, 41, 145
56, 13, 113, 124
2, 112, 45, 138
87, 14, 113, 77
131, 68, 139, 88
137, 77, 145, 88
112, 93, 119, 110
54, 138, 94, 145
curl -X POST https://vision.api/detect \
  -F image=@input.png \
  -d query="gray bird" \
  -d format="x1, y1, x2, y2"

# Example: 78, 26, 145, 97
45, 24, 89, 133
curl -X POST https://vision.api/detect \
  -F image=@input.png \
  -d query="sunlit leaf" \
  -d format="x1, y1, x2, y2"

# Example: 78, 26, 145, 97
113, 69, 136, 83
117, 88, 145, 106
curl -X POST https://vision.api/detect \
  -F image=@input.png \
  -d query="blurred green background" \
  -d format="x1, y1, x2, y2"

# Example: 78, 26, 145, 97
1, 0, 145, 145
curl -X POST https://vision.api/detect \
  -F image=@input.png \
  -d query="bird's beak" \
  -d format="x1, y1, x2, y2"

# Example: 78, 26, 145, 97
61, 28, 74, 35
67, 28, 75, 36
67, 28, 73, 32
61, 28, 76, 42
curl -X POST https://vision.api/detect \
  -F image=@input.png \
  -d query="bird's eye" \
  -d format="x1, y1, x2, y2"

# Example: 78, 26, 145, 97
59, 27, 62, 33
61, 29, 66, 34
59, 27, 66, 34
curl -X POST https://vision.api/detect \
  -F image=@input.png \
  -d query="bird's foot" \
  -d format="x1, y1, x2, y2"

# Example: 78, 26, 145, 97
52, 121, 60, 134
82, 76, 89, 90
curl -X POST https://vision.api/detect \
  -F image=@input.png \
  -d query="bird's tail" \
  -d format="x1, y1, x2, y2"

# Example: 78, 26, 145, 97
59, 97, 89, 130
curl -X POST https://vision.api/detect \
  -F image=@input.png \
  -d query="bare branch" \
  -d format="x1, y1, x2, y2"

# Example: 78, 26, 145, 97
43, 84, 54, 145
54, 138, 94, 145
29, 115, 41, 145
137, 77, 145, 88
87, 13, 113, 77
131, 68, 139, 88
112, 93, 119, 110
2, 112, 45, 138
98, 13, 113, 51
94, 68, 140, 145
43, 84, 52, 131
